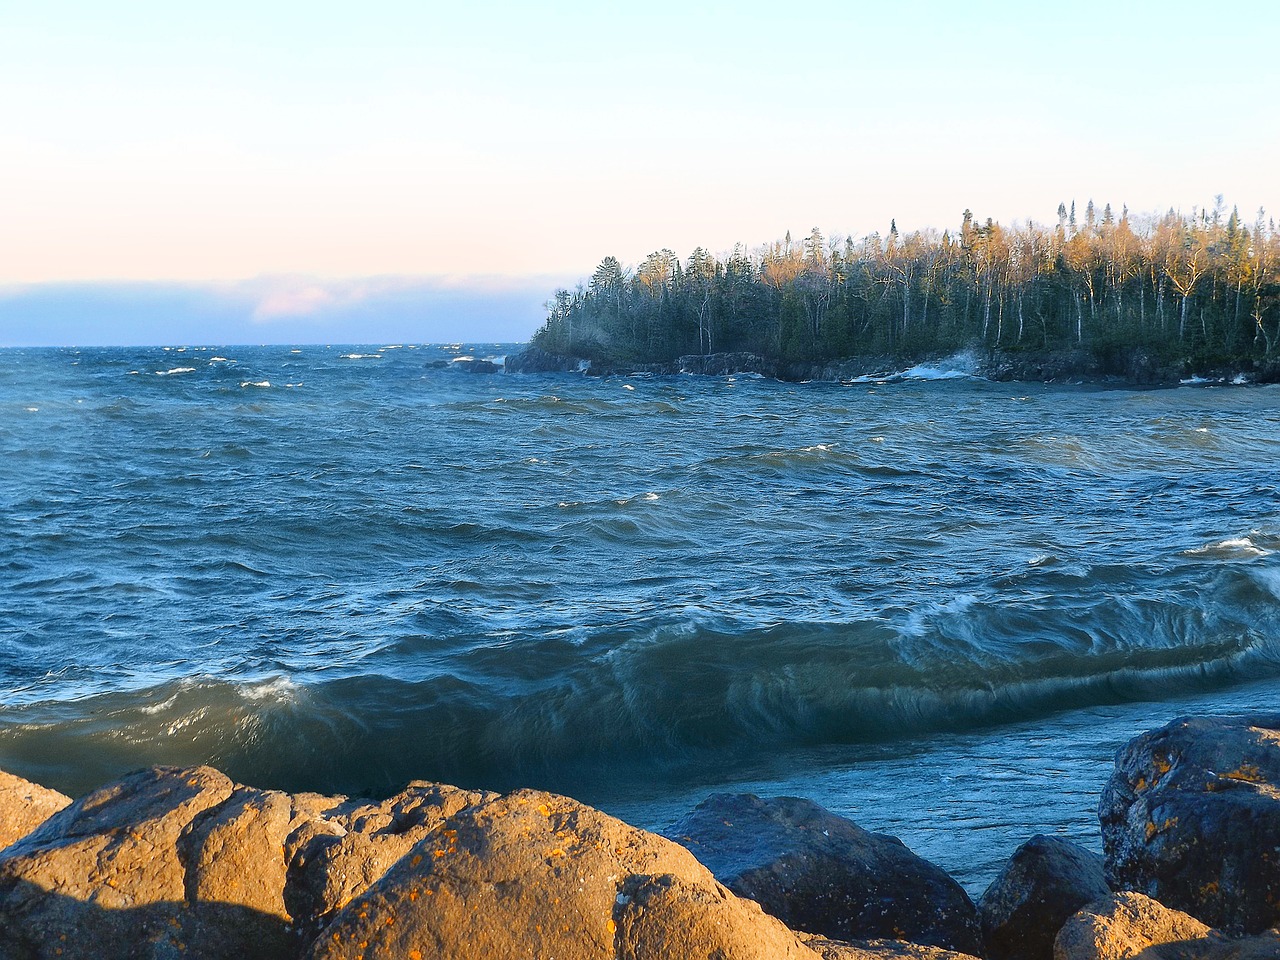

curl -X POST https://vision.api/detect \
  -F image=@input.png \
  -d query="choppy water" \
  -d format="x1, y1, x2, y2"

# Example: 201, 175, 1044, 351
2, 343, 1279, 892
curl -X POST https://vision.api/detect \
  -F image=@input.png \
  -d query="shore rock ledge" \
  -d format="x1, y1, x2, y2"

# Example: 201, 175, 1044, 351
307, 788, 816, 960
0, 772, 70, 852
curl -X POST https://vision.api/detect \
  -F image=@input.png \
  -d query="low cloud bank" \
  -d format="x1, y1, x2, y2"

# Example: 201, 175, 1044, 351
0, 275, 563, 347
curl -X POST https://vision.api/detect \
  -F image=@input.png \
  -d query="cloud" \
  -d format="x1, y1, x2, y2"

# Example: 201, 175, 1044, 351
0, 274, 571, 347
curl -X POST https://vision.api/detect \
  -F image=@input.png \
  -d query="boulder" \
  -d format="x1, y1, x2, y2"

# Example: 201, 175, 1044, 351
0, 771, 71, 851
307, 788, 821, 960
1054, 891, 1280, 960
665, 794, 981, 954
613, 872, 815, 960
979, 835, 1111, 960
0, 765, 486, 960
1053, 891, 1219, 960
802, 935, 982, 960
1099, 714, 1280, 934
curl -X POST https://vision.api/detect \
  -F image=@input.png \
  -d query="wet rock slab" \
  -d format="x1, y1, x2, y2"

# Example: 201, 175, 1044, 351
666, 793, 981, 954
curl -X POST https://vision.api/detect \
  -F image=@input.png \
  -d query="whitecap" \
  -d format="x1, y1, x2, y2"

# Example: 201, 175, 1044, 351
341, 353, 382, 360
899, 363, 975, 380
1183, 536, 1271, 559
238, 677, 299, 702
240, 380, 271, 388
156, 367, 196, 376
209, 356, 231, 363
24, 407, 38, 413
139, 693, 180, 715
622, 384, 635, 391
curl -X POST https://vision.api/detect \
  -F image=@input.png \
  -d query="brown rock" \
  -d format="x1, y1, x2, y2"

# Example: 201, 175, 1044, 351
285, 781, 495, 939
1053, 892, 1218, 960
307, 788, 821, 960
0, 765, 242, 958
615, 873, 814, 959
801, 934, 982, 960
0, 765, 485, 960
0, 771, 71, 852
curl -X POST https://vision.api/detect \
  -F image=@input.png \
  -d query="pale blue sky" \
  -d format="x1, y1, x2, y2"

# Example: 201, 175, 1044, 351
2, 0, 1277, 344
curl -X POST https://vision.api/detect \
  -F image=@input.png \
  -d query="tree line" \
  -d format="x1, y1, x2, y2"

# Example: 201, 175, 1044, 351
530, 199, 1280, 371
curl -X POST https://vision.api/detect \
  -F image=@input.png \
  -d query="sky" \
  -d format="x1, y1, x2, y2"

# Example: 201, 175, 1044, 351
2, 0, 1278, 345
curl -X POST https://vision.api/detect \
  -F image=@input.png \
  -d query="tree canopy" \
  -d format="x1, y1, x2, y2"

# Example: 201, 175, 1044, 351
531, 200, 1280, 374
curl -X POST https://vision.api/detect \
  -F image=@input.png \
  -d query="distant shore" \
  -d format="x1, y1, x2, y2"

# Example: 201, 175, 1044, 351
503, 345, 1280, 388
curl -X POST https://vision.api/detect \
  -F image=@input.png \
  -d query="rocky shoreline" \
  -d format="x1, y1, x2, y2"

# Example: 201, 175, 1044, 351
501, 346, 1280, 388
2, 715, 1279, 958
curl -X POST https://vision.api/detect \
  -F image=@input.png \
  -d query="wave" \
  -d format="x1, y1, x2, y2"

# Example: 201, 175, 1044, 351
846, 352, 981, 384
5, 585, 1277, 799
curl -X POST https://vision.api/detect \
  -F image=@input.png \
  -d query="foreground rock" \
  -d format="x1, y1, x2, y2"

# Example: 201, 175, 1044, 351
0, 766, 490, 960
979, 835, 1111, 960
803, 936, 981, 960
285, 781, 496, 940
0, 771, 70, 851
666, 794, 981, 954
1050, 892, 1280, 960
308, 788, 818, 960
1054, 891, 1217, 959
1100, 714, 1280, 934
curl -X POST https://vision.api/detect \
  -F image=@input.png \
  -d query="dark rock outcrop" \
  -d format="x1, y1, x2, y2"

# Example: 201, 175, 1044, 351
503, 345, 584, 373
0, 771, 71, 852
666, 793, 981, 954
308, 787, 818, 960
979, 835, 1111, 960
671, 352, 777, 377
1099, 714, 1280, 934
449, 358, 501, 374
971, 349, 1180, 386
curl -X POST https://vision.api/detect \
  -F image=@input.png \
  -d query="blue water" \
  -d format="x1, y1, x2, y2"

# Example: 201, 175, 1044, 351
3, 343, 1279, 891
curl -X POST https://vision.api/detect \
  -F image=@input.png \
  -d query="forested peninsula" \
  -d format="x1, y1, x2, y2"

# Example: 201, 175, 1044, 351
523, 200, 1280, 384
